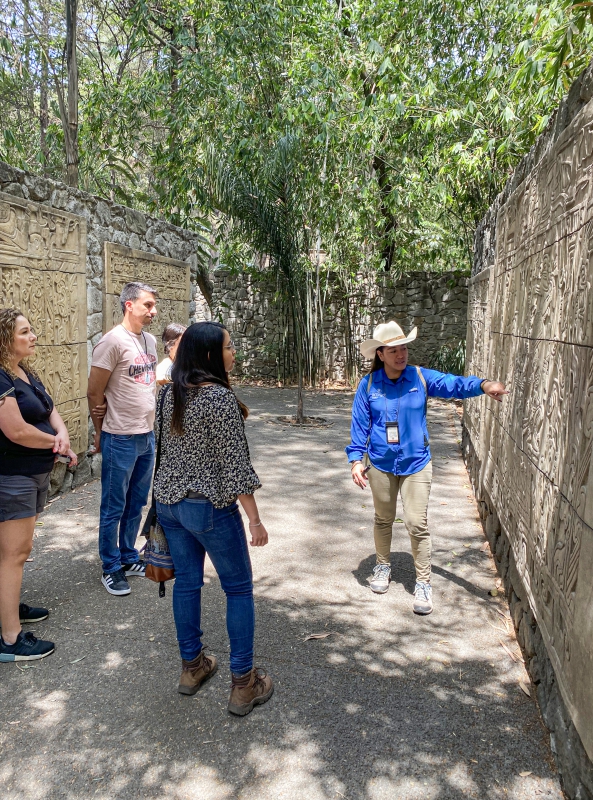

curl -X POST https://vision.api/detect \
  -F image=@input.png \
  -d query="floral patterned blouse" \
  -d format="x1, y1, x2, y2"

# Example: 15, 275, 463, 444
154, 384, 261, 508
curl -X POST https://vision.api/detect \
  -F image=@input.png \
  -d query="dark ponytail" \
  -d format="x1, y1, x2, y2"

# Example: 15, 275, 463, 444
162, 322, 186, 355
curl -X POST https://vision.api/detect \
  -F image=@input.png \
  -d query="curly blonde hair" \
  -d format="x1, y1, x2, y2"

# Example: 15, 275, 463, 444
0, 307, 36, 379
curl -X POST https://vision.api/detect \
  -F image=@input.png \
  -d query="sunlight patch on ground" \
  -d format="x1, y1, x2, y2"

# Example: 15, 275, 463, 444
163, 765, 234, 799
242, 732, 340, 800
101, 651, 124, 670
367, 775, 440, 800
29, 690, 69, 728
446, 762, 479, 795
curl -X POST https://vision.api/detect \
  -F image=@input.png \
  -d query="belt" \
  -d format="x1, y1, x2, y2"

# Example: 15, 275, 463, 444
186, 490, 208, 499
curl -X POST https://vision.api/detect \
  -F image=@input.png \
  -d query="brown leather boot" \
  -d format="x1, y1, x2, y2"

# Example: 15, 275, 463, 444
228, 667, 274, 716
178, 649, 218, 695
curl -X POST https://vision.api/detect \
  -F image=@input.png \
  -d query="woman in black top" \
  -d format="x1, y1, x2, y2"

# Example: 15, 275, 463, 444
0, 308, 78, 662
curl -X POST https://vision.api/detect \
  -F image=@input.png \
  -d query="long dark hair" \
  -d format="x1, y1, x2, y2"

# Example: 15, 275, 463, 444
370, 348, 384, 373
170, 321, 248, 434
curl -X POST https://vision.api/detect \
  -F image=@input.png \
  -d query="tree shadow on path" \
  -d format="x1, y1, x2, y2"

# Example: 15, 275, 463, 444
0, 388, 562, 800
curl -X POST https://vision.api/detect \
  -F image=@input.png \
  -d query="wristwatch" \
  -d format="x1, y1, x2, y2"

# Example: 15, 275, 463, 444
350, 460, 363, 470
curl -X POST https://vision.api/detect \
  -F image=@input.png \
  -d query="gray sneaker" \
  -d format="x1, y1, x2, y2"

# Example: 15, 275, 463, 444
369, 564, 391, 593
413, 581, 433, 614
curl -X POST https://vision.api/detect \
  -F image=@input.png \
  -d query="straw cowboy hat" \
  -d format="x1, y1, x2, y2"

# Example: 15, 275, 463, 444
360, 320, 418, 359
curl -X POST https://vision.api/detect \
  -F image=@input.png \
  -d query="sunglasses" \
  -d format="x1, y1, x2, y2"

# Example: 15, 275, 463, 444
32, 382, 51, 412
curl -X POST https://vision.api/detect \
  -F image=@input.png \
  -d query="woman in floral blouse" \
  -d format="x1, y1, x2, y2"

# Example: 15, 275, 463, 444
154, 321, 273, 716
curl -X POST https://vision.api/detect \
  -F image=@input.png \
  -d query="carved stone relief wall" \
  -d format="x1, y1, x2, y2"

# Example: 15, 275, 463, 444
0, 160, 208, 492
465, 92, 593, 767
0, 191, 88, 454
103, 243, 191, 361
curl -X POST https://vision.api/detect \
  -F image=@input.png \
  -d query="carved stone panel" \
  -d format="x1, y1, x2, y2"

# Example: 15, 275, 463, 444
465, 266, 493, 462
465, 97, 593, 759
103, 243, 190, 360
0, 191, 88, 453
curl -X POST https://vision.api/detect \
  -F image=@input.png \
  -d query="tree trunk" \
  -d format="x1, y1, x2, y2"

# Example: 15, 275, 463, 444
65, 0, 78, 187
372, 153, 397, 272
296, 365, 304, 424
39, 3, 49, 172
334, 0, 397, 270
290, 287, 306, 424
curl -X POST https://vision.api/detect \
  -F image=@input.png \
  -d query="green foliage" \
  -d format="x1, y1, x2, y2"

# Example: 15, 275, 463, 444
430, 340, 466, 376
0, 0, 592, 281
204, 134, 317, 414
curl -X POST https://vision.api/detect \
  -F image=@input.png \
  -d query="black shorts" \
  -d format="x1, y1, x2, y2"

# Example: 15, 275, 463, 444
0, 472, 51, 522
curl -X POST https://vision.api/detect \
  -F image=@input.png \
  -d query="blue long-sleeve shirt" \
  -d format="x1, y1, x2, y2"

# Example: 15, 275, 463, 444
345, 366, 484, 475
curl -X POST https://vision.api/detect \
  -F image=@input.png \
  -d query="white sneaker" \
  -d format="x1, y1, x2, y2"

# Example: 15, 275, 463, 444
413, 581, 433, 614
369, 564, 391, 593
122, 561, 146, 578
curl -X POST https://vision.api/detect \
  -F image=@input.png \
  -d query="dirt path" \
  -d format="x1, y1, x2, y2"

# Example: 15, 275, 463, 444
0, 387, 562, 800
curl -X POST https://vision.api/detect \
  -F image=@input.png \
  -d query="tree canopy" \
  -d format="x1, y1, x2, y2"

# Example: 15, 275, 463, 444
1, 0, 592, 278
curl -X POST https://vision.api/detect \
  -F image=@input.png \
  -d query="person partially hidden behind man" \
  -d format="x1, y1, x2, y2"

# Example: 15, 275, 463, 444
87, 282, 158, 596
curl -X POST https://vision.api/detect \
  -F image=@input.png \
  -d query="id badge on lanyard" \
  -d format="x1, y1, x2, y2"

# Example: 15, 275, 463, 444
386, 420, 399, 444
384, 390, 400, 444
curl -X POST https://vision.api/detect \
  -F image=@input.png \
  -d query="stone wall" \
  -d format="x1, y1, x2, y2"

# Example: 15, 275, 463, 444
0, 161, 208, 494
464, 62, 593, 799
200, 268, 469, 382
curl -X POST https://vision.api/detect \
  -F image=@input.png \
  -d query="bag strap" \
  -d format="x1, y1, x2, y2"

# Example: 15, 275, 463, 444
413, 365, 428, 417
413, 365, 430, 448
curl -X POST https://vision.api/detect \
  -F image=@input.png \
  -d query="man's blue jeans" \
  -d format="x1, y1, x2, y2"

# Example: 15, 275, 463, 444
99, 431, 155, 574
156, 498, 255, 674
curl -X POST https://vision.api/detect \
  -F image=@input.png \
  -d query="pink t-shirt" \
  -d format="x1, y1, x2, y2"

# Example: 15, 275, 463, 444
91, 325, 158, 435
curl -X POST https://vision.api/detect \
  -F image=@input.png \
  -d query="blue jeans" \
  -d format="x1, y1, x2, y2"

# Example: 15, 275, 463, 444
156, 498, 255, 674
99, 431, 155, 574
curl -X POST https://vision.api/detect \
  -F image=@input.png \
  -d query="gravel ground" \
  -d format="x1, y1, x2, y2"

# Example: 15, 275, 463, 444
0, 387, 563, 800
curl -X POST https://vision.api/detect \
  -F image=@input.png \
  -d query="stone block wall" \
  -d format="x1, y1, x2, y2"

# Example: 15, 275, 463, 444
464, 61, 593, 799
199, 268, 469, 382
0, 161, 208, 494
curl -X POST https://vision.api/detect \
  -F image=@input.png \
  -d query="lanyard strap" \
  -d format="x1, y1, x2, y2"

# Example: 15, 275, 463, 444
121, 324, 148, 357
384, 383, 402, 423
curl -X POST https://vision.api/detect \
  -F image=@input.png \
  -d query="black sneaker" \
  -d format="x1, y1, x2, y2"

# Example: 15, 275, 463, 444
19, 603, 49, 624
101, 569, 131, 596
0, 631, 55, 662
122, 561, 146, 578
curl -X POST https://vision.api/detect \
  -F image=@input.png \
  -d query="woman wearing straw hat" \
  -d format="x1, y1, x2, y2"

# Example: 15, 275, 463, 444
346, 320, 507, 614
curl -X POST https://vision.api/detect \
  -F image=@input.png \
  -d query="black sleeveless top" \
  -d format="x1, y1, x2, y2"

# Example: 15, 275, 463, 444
0, 369, 55, 476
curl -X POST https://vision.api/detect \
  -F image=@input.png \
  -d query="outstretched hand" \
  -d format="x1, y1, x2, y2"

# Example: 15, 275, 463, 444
482, 380, 509, 402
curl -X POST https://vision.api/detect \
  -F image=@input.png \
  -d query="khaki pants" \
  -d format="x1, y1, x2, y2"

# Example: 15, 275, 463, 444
367, 461, 433, 583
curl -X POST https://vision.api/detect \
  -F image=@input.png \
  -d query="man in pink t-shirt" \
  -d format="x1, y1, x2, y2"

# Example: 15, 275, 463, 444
88, 282, 158, 596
